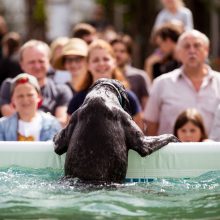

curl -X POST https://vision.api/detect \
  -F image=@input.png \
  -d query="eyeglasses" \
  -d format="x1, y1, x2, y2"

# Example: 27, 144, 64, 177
63, 56, 84, 64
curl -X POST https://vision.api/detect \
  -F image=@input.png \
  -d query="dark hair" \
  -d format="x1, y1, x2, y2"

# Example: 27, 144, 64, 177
72, 23, 96, 38
110, 34, 133, 55
173, 108, 208, 142
2, 32, 21, 56
151, 22, 183, 45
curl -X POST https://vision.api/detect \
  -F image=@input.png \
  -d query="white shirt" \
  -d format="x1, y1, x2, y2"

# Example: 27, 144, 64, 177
18, 114, 42, 141
53, 70, 71, 84
154, 7, 193, 31
144, 67, 220, 135
209, 105, 220, 141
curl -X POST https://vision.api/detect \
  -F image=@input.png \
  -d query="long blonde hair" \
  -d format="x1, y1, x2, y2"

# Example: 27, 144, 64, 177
74, 39, 129, 92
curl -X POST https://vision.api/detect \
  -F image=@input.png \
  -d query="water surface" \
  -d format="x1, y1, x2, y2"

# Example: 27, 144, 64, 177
0, 167, 220, 220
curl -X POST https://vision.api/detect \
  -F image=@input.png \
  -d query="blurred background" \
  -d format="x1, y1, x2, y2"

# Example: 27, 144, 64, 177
0, 0, 219, 70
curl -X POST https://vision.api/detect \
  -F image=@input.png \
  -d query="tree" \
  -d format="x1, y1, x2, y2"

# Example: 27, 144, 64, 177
25, 0, 46, 41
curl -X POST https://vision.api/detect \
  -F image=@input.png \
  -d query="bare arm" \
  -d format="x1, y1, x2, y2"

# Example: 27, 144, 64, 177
144, 52, 163, 82
144, 120, 159, 136
140, 96, 148, 111
1, 104, 15, 116
54, 106, 68, 127
133, 112, 144, 132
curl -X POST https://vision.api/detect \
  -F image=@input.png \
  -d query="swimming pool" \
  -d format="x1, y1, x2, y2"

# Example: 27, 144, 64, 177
1, 141, 220, 179
1, 141, 220, 219
0, 167, 220, 219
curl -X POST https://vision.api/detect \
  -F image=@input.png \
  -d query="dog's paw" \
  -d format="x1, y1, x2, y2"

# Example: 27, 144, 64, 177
168, 134, 181, 143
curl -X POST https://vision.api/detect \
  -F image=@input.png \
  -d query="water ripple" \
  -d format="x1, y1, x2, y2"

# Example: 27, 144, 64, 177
0, 167, 220, 219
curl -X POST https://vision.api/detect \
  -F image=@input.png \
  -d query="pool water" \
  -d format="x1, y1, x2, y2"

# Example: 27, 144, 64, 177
0, 167, 220, 220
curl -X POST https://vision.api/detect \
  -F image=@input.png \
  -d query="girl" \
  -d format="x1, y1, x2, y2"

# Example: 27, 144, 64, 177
173, 108, 208, 142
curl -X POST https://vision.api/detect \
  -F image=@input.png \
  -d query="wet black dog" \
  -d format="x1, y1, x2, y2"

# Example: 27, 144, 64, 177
53, 79, 179, 184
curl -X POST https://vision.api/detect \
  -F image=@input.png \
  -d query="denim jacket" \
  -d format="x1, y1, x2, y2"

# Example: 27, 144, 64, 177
0, 111, 62, 141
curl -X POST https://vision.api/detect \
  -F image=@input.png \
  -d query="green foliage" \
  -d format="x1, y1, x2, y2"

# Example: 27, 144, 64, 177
33, 0, 46, 24
198, 0, 220, 12
95, 0, 138, 32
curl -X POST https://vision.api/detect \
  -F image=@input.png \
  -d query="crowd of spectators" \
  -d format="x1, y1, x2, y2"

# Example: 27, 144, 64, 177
0, 0, 220, 143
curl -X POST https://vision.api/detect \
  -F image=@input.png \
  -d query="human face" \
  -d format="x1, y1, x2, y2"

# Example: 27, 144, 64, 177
20, 46, 50, 82
11, 83, 40, 117
112, 42, 129, 68
161, 0, 178, 10
177, 36, 209, 69
177, 121, 202, 142
155, 36, 175, 55
64, 55, 87, 78
88, 48, 116, 82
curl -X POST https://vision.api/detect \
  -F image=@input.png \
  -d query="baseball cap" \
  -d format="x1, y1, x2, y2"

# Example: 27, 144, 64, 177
11, 73, 41, 95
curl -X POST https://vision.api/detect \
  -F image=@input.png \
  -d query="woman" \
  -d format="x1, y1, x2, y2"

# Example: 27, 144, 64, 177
0, 73, 61, 141
67, 39, 144, 130
54, 38, 88, 96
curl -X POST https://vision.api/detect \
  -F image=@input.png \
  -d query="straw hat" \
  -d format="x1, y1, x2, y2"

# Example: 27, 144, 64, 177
53, 38, 88, 70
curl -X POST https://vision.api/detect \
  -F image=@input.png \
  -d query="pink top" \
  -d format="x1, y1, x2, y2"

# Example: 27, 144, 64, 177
144, 67, 220, 135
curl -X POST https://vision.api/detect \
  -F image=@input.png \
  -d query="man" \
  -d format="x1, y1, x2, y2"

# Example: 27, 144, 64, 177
0, 40, 72, 126
144, 30, 220, 136
111, 36, 150, 110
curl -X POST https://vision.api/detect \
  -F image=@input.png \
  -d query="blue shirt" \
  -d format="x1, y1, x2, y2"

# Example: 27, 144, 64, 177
67, 89, 141, 116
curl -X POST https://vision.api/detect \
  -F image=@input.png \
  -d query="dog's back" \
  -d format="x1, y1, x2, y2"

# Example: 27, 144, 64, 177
65, 95, 128, 183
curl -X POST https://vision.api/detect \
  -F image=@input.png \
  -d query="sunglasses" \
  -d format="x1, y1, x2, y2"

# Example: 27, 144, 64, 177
64, 56, 85, 64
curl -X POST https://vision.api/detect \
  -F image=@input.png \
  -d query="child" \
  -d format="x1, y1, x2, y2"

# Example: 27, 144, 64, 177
153, 0, 193, 31
0, 73, 61, 141
173, 108, 208, 142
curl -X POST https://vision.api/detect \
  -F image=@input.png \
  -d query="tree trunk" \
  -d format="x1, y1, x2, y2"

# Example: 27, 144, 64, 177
25, 0, 46, 41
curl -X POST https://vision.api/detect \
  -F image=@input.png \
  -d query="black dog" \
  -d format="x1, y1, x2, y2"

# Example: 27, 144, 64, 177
53, 79, 179, 184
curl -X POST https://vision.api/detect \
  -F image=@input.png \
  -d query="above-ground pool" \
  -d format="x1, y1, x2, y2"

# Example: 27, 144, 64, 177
1, 141, 220, 219
0, 167, 220, 220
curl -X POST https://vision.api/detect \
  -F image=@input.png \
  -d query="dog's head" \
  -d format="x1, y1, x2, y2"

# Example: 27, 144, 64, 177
89, 78, 131, 114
